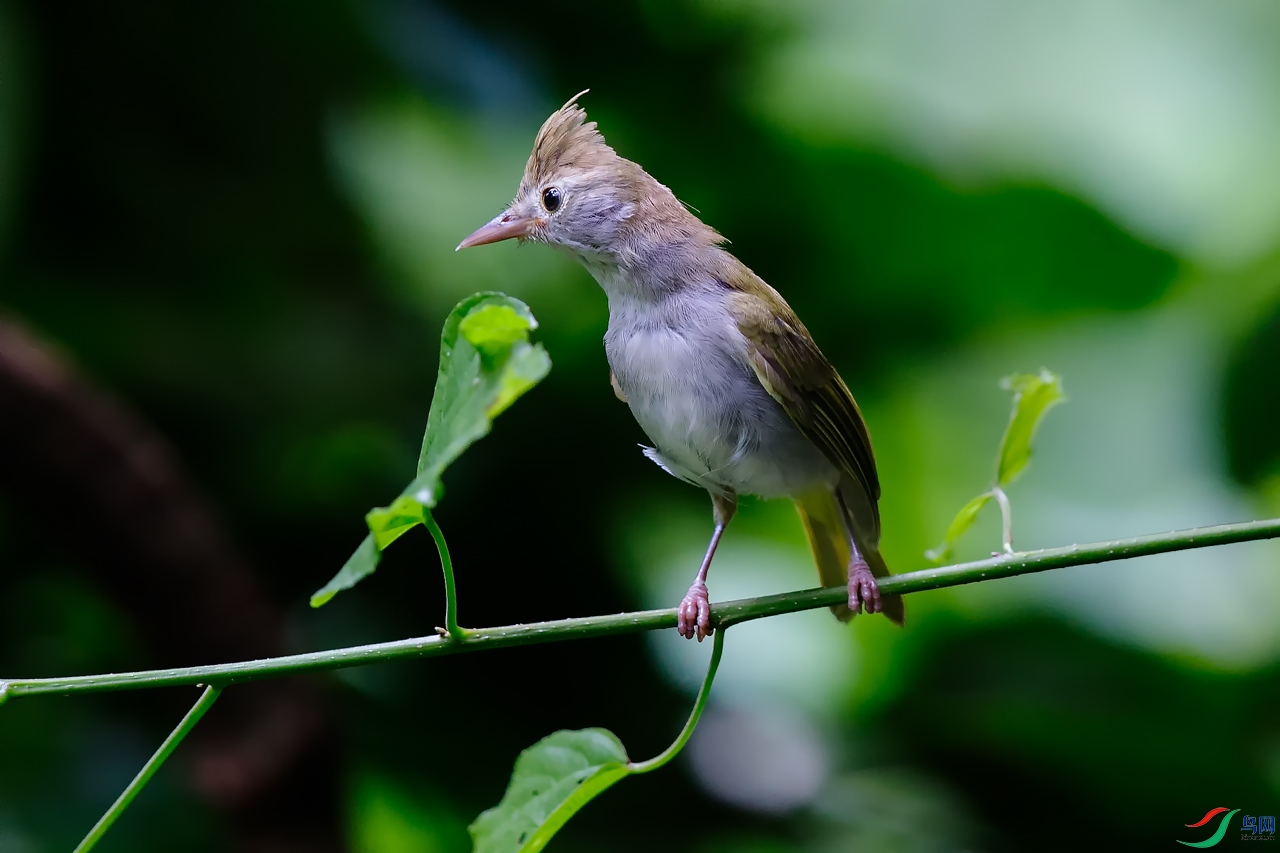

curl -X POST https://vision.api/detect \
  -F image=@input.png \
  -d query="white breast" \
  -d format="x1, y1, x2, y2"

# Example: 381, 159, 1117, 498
601, 283, 836, 499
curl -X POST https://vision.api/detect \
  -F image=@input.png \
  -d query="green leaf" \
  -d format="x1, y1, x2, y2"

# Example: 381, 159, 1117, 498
416, 294, 547, 479
995, 369, 1065, 486
310, 293, 550, 608
925, 491, 993, 563
366, 495, 430, 550
470, 729, 632, 853
312, 496, 433, 611
310, 535, 379, 608
459, 303, 534, 358
470, 632, 725, 850
926, 370, 1066, 562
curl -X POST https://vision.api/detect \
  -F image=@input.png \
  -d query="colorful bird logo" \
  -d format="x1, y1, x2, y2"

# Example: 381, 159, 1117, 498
1178, 807, 1240, 848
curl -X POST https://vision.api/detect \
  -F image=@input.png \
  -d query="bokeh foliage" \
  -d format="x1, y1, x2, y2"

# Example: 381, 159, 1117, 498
2, 0, 1279, 851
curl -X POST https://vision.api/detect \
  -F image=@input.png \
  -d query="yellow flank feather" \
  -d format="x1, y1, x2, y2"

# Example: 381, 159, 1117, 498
794, 486, 905, 625
794, 487, 855, 622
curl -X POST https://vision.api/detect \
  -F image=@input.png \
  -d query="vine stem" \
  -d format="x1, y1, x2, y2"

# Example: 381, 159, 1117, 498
423, 510, 461, 637
3, 517, 1279, 701
73, 685, 222, 852
630, 628, 726, 774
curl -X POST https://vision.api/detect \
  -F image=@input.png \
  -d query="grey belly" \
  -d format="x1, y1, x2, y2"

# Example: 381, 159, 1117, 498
612, 335, 836, 499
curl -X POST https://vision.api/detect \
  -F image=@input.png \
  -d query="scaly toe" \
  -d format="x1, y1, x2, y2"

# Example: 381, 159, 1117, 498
677, 604, 694, 639
861, 577, 880, 613
696, 597, 712, 642
847, 589, 862, 615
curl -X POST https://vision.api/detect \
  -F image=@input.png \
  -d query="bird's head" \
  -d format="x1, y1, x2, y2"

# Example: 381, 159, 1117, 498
457, 92, 719, 269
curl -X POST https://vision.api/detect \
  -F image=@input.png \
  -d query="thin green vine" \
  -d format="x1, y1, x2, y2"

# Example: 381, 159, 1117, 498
631, 627, 726, 774
4, 516, 1278, 701
73, 685, 222, 853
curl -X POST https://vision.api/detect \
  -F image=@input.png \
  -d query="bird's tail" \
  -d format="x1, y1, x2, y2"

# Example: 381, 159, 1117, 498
793, 486, 905, 626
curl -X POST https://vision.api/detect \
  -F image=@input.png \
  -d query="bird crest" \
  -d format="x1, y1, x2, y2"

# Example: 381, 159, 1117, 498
522, 90, 618, 189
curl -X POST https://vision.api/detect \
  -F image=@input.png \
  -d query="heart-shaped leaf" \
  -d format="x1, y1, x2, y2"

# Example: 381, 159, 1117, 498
470, 729, 632, 853
471, 631, 726, 851
311, 293, 550, 607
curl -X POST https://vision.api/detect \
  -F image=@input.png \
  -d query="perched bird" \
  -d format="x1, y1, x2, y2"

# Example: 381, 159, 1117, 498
457, 92, 904, 640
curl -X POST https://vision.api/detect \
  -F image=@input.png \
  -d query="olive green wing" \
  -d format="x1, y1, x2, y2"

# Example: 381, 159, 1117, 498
729, 290, 880, 504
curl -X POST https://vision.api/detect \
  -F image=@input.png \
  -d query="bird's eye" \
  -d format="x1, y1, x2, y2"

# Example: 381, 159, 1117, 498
542, 186, 562, 212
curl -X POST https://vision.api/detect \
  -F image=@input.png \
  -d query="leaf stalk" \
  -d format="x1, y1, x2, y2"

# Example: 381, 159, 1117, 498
992, 485, 1014, 553
424, 510, 463, 637
630, 628, 726, 774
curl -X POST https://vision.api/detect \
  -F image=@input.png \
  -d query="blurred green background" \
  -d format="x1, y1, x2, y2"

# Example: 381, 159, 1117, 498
2, 1, 1280, 850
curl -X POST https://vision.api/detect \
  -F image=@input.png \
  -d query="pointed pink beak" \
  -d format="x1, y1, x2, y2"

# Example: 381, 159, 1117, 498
455, 210, 541, 251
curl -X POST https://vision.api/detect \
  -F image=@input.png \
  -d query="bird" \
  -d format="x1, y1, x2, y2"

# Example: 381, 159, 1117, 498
457, 91, 904, 640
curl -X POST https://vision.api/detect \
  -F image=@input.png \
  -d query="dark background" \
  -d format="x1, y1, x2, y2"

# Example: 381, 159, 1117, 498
2, 1, 1279, 851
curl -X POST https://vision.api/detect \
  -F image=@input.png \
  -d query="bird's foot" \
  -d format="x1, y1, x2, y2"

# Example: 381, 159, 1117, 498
677, 580, 712, 641
848, 556, 882, 616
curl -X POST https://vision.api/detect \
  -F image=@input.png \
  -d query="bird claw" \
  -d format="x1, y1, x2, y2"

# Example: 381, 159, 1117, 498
848, 556, 882, 616
678, 581, 712, 641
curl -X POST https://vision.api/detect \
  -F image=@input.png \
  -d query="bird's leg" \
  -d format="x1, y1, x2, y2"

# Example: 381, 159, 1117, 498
678, 491, 737, 641
835, 489, 882, 616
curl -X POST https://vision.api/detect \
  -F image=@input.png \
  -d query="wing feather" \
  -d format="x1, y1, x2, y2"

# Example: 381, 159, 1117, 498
731, 289, 880, 504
